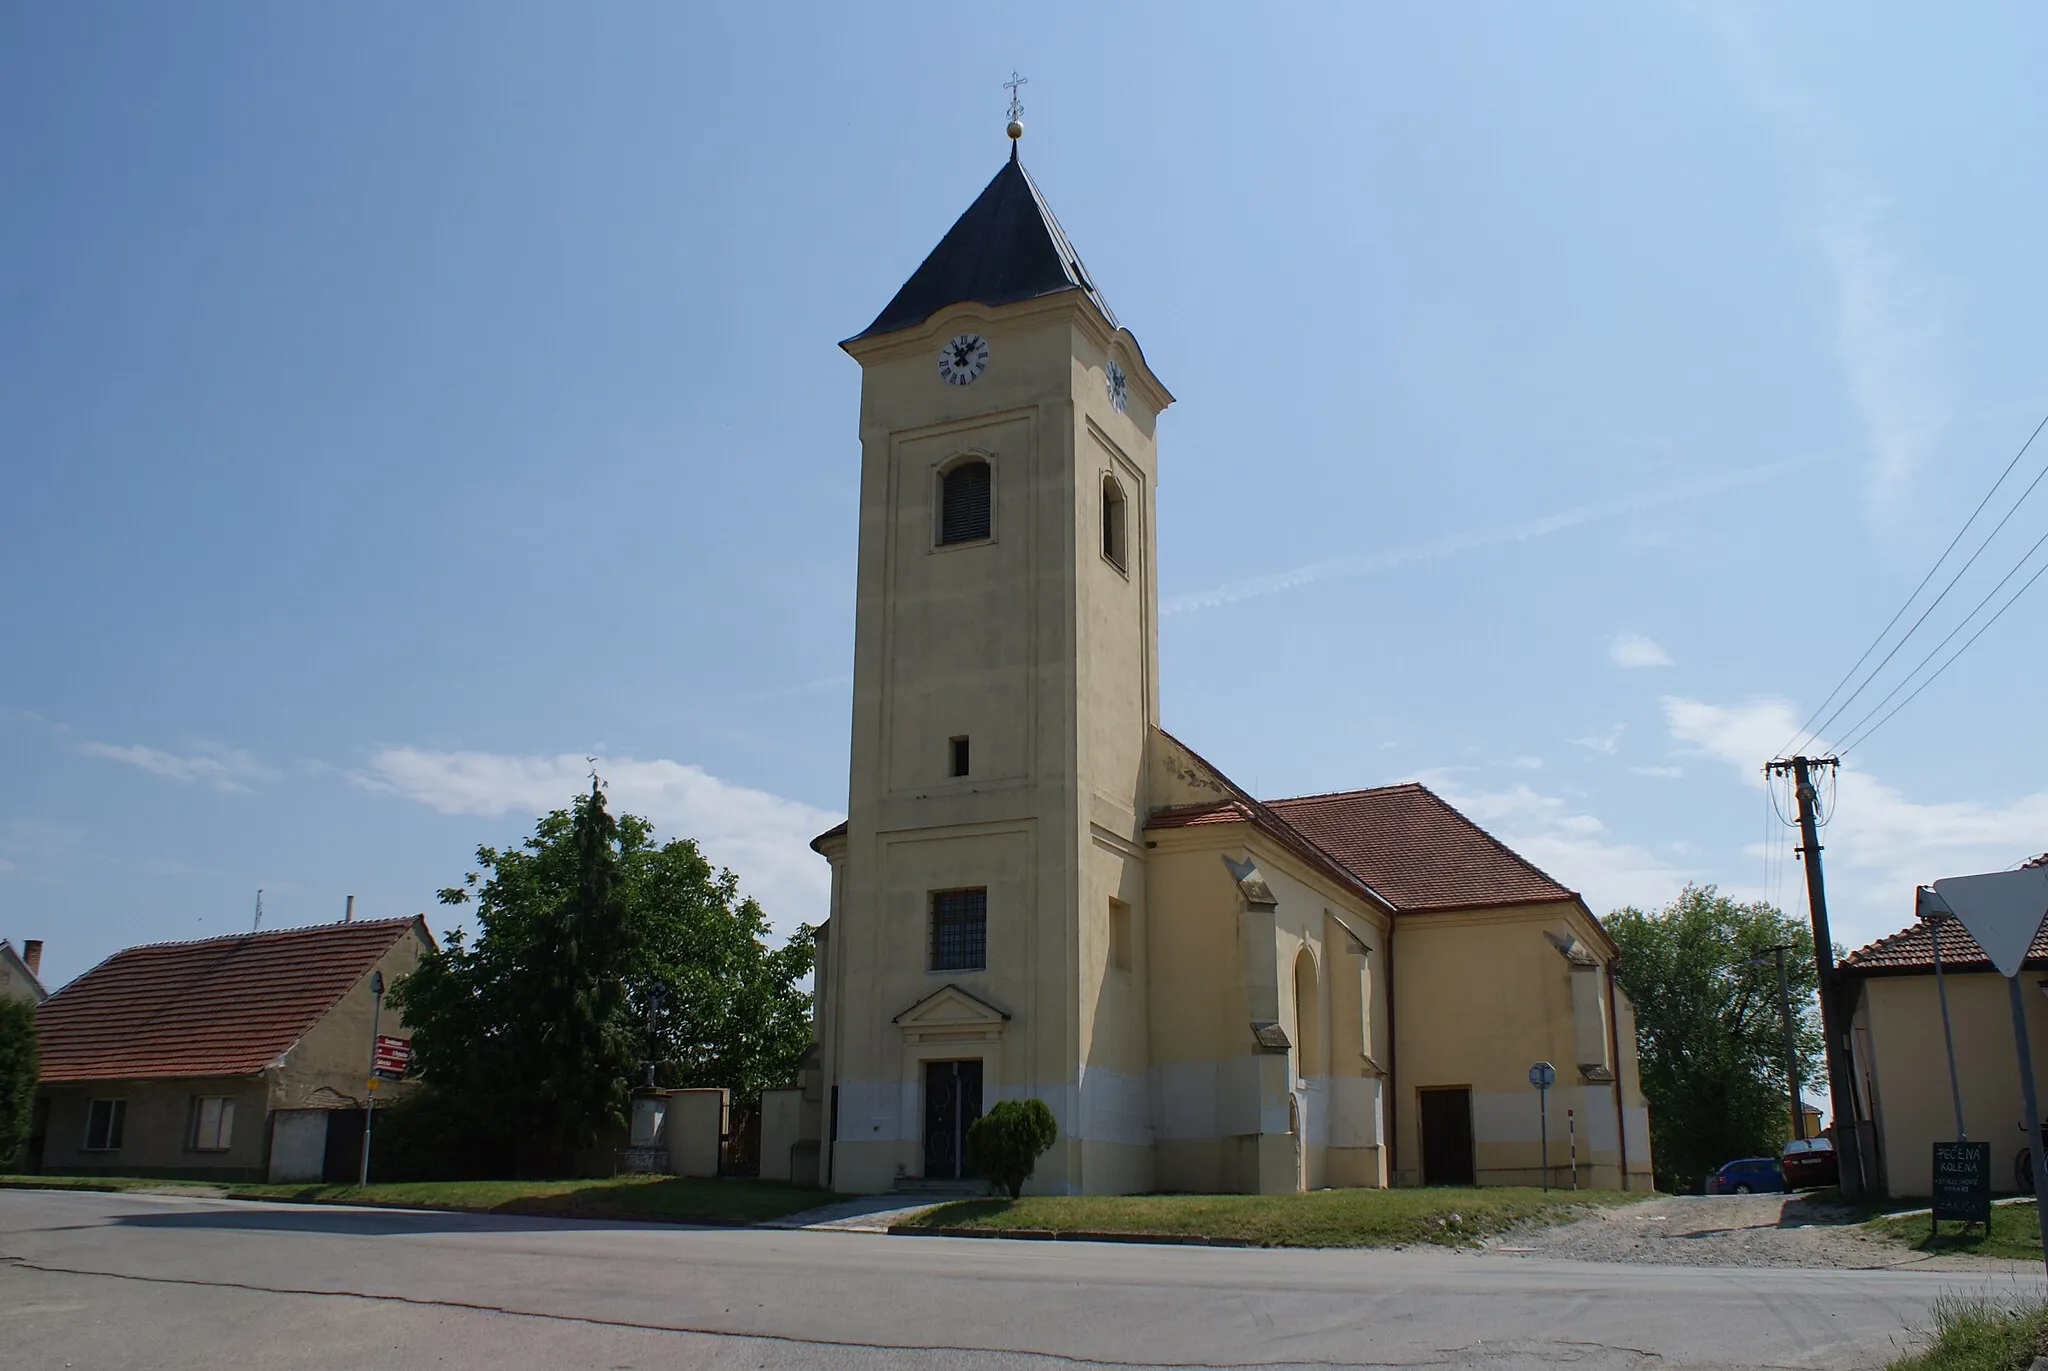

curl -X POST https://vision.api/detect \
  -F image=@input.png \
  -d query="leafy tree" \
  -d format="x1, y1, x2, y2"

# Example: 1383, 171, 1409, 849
391, 777, 815, 1176
1605, 884, 1824, 1194
966, 1098, 1059, 1199
0, 997, 36, 1165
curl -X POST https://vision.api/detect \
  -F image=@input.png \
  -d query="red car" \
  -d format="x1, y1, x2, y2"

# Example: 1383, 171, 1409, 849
1781, 1137, 1838, 1189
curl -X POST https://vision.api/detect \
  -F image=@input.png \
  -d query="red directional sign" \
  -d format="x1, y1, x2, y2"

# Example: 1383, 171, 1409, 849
372, 1034, 411, 1080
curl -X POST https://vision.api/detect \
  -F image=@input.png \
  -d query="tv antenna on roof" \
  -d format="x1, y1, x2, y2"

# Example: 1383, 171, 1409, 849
253, 888, 265, 932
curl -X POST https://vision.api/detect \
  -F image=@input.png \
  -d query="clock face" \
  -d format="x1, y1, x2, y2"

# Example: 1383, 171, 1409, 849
937, 333, 989, 386
1105, 359, 1129, 413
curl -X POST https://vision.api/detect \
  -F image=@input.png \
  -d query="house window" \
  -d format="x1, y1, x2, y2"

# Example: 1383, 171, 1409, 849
930, 888, 987, 971
949, 736, 970, 778
939, 460, 992, 545
190, 1096, 237, 1152
1109, 898, 1132, 972
84, 1098, 126, 1151
1101, 474, 1127, 571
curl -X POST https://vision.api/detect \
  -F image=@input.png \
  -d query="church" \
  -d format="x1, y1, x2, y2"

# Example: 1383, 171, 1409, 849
792, 124, 1653, 1196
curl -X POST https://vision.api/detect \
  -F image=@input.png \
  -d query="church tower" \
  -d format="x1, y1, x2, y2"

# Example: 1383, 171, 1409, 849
810, 130, 1171, 1195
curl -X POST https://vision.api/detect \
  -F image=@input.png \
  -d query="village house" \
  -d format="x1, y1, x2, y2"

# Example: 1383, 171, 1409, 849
1842, 910, 2048, 1197
769, 135, 1654, 1196
2, 938, 47, 1004
30, 917, 431, 1182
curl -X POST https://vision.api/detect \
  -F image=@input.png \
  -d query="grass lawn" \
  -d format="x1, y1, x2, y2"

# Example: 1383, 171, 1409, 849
1888, 1295, 2048, 1371
1867, 1201, 2046, 1263
1, 1174, 838, 1226
895, 1186, 1636, 1248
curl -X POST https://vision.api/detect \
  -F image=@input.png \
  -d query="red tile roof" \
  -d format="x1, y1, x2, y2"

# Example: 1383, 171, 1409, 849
34, 918, 426, 1083
1265, 785, 1577, 913
1144, 729, 1584, 921
1843, 918, 2048, 974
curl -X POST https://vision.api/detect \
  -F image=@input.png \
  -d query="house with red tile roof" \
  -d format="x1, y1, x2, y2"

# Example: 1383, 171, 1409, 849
1, 938, 47, 1004
786, 146, 1653, 1197
29, 916, 432, 1182
1841, 909, 2048, 1197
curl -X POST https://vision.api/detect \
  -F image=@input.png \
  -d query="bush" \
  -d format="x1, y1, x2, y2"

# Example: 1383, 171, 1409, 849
0, 997, 37, 1166
965, 1098, 1057, 1199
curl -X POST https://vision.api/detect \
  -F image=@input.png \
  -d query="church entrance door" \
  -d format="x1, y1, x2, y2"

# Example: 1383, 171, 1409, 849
1418, 1087, 1475, 1186
923, 1059, 983, 1180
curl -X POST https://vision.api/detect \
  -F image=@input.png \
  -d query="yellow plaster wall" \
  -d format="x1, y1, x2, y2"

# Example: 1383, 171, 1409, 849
1854, 970, 2048, 1197
1393, 902, 1642, 1189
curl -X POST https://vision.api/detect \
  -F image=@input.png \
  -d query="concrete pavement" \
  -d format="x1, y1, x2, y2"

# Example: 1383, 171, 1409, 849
1, 1188, 2033, 1369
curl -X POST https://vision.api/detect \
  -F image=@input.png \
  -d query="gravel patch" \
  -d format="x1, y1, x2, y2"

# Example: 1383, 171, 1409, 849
1486, 1192, 2025, 1270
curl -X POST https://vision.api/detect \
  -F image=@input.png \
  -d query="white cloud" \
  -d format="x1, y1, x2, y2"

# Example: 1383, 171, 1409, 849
1694, 9, 1954, 533
1663, 696, 2048, 948
355, 749, 842, 939
81, 742, 272, 794
1572, 725, 1625, 755
1608, 634, 1674, 669
1416, 770, 1693, 918
1630, 765, 1685, 779
1162, 455, 1820, 614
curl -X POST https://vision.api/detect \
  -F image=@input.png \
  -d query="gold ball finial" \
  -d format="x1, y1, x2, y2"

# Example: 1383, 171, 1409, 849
1007, 118, 1024, 141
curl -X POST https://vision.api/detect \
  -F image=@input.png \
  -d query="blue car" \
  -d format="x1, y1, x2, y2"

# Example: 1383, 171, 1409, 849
1706, 1157, 1785, 1194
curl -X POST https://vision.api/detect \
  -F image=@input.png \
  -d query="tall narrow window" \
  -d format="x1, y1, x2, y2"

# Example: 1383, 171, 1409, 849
1101, 474, 1127, 571
85, 1098, 126, 1151
939, 460, 992, 545
1109, 898, 1133, 972
930, 888, 988, 971
949, 735, 970, 778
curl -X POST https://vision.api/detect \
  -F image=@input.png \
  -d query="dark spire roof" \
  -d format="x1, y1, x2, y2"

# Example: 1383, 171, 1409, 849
852, 157, 1118, 342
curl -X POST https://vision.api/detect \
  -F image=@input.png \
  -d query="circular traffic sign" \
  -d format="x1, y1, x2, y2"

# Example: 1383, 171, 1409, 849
1529, 1061, 1556, 1089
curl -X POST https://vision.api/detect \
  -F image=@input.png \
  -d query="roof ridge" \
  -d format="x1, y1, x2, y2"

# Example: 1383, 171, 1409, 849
1268, 782, 1428, 806
105, 916, 415, 955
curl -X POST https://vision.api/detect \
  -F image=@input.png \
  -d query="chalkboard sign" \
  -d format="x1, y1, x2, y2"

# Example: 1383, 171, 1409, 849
1932, 1141, 1991, 1225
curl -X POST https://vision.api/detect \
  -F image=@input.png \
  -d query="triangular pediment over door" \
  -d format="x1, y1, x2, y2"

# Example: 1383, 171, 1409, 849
893, 984, 1010, 1044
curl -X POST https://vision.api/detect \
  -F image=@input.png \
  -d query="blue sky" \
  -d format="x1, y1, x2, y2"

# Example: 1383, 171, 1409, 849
5, 4, 2047, 992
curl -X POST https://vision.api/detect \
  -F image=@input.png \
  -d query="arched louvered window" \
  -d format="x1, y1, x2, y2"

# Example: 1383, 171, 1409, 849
939, 459, 992, 545
1101, 473, 1128, 571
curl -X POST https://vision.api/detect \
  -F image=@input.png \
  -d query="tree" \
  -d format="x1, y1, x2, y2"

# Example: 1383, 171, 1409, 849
965, 1098, 1058, 1199
391, 777, 815, 1176
0, 997, 36, 1165
1604, 884, 1824, 1194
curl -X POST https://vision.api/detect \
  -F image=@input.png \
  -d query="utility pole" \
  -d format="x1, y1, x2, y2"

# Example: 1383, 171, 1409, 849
1770, 945, 1804, 1142
1767, 755, 1865, 1199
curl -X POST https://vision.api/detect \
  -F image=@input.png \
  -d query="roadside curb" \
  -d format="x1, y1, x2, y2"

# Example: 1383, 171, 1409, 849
888, 1223, 1260, 1248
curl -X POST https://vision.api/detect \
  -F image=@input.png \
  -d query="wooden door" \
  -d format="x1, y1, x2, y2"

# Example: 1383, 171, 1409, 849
1418, 1087, 1475, 1186
922, 1060, 984, 1179
322, 1109, 366, 1183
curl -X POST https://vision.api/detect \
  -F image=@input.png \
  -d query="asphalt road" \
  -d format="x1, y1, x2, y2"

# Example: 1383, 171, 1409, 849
1, 1189, 2034, 1370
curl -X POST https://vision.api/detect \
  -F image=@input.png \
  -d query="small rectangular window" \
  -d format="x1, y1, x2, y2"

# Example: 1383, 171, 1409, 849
949, 736, 970, 778
1109, 898, 1132, 972
85, 1098, 126, 1151
930, 888, 987, 971
190, 1096, 236, 1152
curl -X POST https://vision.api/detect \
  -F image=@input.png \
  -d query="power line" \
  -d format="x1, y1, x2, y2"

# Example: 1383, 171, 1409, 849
1800, 441, 2048, 751
1781, 409, 2048, 756
1838, 549, 2048, 757
1832, 522, 2048, 751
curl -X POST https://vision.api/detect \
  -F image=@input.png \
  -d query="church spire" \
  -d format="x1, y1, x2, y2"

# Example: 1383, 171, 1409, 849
849, 79, 1117, 344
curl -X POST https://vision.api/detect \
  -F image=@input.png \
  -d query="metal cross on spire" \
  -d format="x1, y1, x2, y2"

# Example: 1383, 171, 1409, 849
1004, 71, 1027, 157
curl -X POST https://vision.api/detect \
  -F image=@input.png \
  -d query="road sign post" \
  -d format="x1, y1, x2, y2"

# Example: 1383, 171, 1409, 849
1529, 1062, 1556, 1191
359, 970, 384, 1188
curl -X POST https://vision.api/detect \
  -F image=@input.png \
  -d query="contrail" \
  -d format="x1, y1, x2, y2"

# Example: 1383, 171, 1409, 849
1161, 454, 1825, 616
